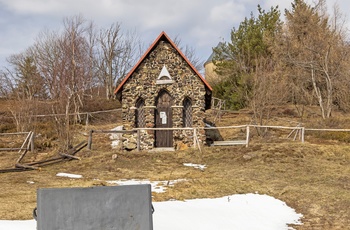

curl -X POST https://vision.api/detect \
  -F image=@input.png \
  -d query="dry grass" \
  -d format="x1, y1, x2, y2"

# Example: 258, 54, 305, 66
0, 110, 349, 229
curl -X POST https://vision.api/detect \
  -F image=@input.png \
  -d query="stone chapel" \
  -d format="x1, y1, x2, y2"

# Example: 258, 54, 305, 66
114, 31, 212, 150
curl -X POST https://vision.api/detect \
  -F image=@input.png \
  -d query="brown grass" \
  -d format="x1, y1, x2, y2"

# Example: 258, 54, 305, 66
0, 109, 349, 229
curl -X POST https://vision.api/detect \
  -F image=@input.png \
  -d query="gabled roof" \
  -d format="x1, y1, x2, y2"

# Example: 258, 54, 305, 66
204, 42, 227, 66
114, 31, 212, 95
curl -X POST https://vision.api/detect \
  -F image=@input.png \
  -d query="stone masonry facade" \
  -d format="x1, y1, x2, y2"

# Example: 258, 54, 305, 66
117, 34, 211, 150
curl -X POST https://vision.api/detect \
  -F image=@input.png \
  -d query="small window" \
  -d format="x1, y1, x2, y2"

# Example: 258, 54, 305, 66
183, 98, 192, 127
135, 98, 145, 128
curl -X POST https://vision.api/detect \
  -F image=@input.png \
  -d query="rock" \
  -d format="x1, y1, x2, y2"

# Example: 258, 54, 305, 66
176, 141, 188, 151
125, 142, 137, 150
243, 153, 256, 160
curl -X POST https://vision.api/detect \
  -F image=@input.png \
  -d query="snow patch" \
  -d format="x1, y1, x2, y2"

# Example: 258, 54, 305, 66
153, 193, 303, 230
56, 173, 82, 179
183, 163, 207, 170
106, 179, 187, 193
0, 193, 303, 230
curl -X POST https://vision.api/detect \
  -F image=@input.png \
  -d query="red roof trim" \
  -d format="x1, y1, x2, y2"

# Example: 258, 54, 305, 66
114, 31, 212, 95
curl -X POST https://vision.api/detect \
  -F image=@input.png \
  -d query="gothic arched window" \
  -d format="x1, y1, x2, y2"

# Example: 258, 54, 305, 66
135, 98, 145, 128
183, 97, 192, 127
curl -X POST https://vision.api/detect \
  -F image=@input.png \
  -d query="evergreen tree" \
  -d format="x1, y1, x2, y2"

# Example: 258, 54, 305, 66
213, 5, 282, 110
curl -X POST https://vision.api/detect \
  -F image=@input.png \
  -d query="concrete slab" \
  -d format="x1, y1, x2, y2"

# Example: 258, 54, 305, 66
213, 140, 247, 146
149, 147, 175, 152
37, 185, 153, 230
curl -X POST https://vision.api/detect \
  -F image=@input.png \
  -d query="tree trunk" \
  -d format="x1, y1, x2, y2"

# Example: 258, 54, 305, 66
310, 64, 326, 119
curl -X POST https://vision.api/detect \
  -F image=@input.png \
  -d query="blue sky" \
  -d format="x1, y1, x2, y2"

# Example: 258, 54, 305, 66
0, 0, 348, 68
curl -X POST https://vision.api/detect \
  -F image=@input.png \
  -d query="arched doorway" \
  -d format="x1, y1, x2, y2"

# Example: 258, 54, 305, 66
155, 90, 173, 147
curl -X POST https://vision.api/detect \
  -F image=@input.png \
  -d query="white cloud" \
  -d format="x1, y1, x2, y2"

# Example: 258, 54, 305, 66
210, 1, 246, 23
1, 0, 64, 14
1, 0, 349, 68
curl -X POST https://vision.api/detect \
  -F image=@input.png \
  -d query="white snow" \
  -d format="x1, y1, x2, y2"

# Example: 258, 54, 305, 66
0, 179, 303, 230
106, 179, 187, 193
56, 173, 83, 179
183, 162, 207, 170
153, 194, 303, 230
0, 220, 37, 229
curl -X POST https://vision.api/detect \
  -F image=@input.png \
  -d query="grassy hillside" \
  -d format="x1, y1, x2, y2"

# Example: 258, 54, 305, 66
0, 107, 349, 229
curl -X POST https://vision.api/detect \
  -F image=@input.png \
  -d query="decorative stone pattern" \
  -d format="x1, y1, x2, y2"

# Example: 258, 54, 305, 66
119, 37, 210, 150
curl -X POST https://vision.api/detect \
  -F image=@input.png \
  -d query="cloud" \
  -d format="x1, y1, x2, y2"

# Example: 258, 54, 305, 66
1, 0, 65, 15
210, 1, 246, 23
0, 0, 255, 67
1, 0, 348, 69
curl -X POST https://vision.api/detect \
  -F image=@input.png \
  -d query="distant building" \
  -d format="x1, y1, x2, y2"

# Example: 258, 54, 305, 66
114, 31, 212, 151
204, 42, 225, 84
204, 51, 218, 84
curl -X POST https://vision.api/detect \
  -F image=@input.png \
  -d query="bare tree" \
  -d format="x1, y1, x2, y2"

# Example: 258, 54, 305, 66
97, 24, 143, 99
2, 50, 48, 131
173, 35, 204, 72
280, 0, 350, 119
28, 15, 98, 147
0, 70, 15, 98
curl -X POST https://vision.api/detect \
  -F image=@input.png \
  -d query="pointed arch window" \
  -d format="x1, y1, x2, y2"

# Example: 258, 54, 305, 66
135, 98, 145, 128
183, 97, 192, 127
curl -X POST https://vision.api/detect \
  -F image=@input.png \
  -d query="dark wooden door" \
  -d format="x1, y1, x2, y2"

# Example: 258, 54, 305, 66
155, 90, 173, 147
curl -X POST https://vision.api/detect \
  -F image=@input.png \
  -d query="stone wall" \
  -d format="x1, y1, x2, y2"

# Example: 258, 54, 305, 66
120, 39, 209, 150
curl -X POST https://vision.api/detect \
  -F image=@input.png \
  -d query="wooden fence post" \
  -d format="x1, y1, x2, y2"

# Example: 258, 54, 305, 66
246, 125, 250, 147
193, 128, 197, 149
301, 127, 305, 143
88, 130, 93, 150
137, 129, 140, 152
194, 128, 202, 153
30, 132, 35, 152
85, 113, 90, 131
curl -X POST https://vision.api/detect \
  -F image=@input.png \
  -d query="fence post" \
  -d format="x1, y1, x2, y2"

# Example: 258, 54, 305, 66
88, 130, 93, 150
85, 113, 90, 131
137, 129, 140, 152
193, 128, 197, 149
246, 125, 250, 147
301, 127, 305, 143
194, 128, 202, 153
31, 132, 35, 152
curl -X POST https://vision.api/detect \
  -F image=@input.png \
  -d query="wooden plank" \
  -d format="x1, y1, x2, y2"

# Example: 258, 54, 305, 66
19, 131, 32, 154
0, 132, 30, 136
16, 150, 28, 164
203, 125, 247, 130
15, 163, 40, 170
305, 128, 350, 132
92, 130, 136, 134
0, 148, 28, 151
59, 153, 81, 160
27, 157, 63, 166
0, 168, 29, 173
212, 140, 247, 146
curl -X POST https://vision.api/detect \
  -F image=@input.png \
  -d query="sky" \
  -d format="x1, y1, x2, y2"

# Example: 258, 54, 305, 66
0, 0, 349, 69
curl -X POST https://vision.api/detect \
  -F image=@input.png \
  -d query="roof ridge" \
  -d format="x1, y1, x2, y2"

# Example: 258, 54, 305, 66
114, 31, 212, 95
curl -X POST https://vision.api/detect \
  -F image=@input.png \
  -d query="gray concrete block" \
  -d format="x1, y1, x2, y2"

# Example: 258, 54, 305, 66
37, 185, 153, 230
